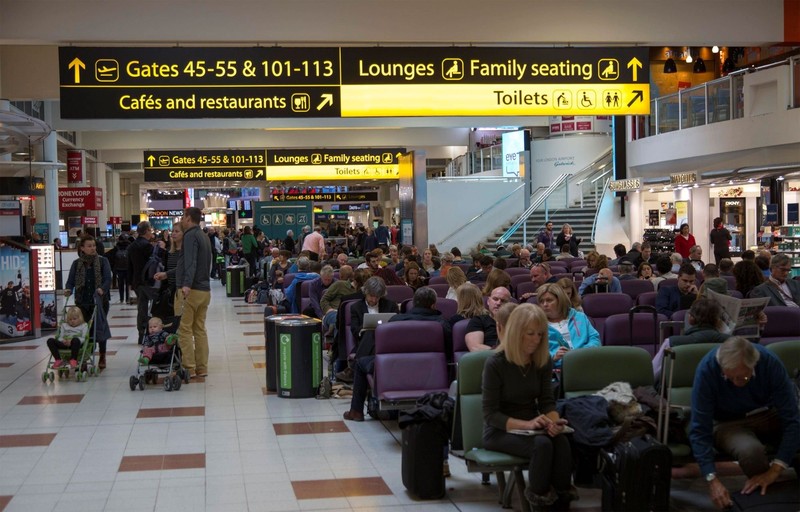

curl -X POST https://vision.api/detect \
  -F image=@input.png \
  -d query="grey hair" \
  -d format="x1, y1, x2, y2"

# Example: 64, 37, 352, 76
770, 253, 791, 269
715, 336, 760, 370
286, 229, 294, 237
362, 276, 387, 298
413, 286, 438, 309
670, 252, 684, 264
297, 256, 310, 271
320, 265, 335, 277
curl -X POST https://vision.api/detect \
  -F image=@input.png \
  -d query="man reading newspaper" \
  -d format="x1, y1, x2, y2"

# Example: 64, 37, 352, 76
706, 290, 769, 339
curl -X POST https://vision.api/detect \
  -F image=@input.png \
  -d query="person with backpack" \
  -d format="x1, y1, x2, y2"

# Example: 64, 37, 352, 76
127, 222, 155, 344
111, 235, 131, 304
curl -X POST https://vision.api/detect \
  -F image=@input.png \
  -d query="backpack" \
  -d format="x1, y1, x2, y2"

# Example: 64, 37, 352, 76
141, 248, 165, 288
114, 247, 128, 270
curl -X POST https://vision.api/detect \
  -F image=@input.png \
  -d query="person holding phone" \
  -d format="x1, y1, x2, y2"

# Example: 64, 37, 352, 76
482, 304, 577, 510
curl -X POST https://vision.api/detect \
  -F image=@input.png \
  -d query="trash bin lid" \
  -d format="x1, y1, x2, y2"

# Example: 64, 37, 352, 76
275, 318, 322, 327
266, 314, 307, 321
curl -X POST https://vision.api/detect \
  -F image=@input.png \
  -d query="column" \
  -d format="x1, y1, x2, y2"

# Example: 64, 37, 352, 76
92, 161, 108, 235
397, 150, 428, 248
42, 131, 61, 243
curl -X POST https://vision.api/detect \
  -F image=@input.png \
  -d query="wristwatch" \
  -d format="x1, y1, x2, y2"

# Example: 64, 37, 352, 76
705, 472, 717, 482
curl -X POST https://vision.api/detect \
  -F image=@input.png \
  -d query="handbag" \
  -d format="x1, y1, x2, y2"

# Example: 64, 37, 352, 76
151, 286, 175, 319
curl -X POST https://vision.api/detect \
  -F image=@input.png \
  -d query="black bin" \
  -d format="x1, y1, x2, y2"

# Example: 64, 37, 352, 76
226, 266, 245, 297
275, 317, 323, 398
264, 312, 306, 392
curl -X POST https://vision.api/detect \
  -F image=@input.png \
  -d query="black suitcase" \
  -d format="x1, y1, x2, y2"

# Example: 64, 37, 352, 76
401, 421, 446, 499
600, 434, 672, 511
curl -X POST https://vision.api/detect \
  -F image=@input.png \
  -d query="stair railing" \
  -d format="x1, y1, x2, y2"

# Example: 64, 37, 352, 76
496, 146, 612, 246
590, 176, 612, 243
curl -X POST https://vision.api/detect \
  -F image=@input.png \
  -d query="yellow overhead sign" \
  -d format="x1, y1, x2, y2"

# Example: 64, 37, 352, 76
266, 148, 404, 181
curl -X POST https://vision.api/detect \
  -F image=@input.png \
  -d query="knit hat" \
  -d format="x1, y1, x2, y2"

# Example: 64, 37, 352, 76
702, 277, 728, 296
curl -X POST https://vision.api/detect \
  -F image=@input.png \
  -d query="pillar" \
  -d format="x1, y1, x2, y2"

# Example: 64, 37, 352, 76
42, 131, 61, 243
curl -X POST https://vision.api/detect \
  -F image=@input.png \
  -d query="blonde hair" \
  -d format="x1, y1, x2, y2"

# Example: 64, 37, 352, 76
536, 283, 571, 320
497, 304, 550, 368
556, 277, 582, 310
65, 306, 85, 324
482, 268, 511, 296
446, 266, 467, 289
494, 302, 518, 342
148, 317, 164, 328
169, 222, 184, 253
455, 284, 488, 318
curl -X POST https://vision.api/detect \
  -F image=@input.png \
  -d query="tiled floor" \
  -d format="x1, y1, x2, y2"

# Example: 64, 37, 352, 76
0, 284, 792, 511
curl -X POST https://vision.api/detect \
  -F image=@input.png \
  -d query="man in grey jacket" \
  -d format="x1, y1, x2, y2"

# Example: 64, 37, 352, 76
176, 206, 213, 378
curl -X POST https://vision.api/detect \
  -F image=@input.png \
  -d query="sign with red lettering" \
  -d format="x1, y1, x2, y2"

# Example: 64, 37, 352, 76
58, 187, 104, 210
81, 216, 98, 225
67, 150, 83, 183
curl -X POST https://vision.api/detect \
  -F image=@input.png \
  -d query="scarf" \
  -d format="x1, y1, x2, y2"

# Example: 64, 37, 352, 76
74, 253, 103, 300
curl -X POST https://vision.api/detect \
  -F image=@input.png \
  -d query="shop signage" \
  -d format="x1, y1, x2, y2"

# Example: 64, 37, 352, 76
271, 192, 378, 202
81, 216, 98, 225
609, 178, 641, 191
145, 210, 185, 217
67, 150, 83, 183
143, 149, 266, 182
109, 216, 122, 224
59, 46, 650, 119
669, 172, 698, 185
58, 187, 104, 210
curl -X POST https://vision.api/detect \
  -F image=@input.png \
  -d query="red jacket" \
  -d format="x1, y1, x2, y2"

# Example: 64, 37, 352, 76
674, 233, 696, 259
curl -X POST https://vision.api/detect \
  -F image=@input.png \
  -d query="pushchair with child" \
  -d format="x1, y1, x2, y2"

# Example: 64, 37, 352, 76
42, 297, 97, 383
129, 315, 190, 391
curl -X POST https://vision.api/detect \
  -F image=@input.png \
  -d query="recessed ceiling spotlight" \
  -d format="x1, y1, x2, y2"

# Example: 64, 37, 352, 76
729, 180, 734, 185
649, 188, 655, 193
712, 46, 720, 54
693, 184, 699, 188
777, 175, 785, 181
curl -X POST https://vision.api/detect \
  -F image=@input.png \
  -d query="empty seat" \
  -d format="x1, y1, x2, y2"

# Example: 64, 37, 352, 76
561, 346, 654, 398
620, 279, 657, 301
385, 285, 415, 306
602, 310, 669, 355
515, 281, 537, 300
428, 283, 451, 298
428, 276, 447, 285
505, 267, 530, 277
760, 306, 800, 345
637, 291, 658, 307
658, 278, 678, 290
581, 293, 634, 340
372, 321, 450, 409
510, 274, 531, 294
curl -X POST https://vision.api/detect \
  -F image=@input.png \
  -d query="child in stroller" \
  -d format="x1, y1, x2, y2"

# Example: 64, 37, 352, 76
46, 306, 88, 371
130, 315, 188, 392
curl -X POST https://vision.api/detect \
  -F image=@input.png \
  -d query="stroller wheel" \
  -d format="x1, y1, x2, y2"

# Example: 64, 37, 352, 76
41, 372, 48, 383
138, 378, 145, 391
172, 375, 182, 391
49, 372, 55, 382
181, 369, 190, 384
82, 371, 88, 381
75, 372, 81, 382
164, 377, 173, 392
129, 376, 138, 391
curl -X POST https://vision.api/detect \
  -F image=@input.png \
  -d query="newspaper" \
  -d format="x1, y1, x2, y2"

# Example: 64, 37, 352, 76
706, 290, 769, 336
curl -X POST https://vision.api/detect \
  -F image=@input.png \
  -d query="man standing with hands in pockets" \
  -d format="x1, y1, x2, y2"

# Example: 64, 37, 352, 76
176, 207, 213, 379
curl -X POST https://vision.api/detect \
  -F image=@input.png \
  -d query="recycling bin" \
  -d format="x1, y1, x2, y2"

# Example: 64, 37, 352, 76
275, 317, 323, 398
226, 265, 246, 297
264, 313, 307, 392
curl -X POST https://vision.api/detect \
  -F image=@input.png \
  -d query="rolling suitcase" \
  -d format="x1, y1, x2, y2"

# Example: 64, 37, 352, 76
400, 421, 446, 499
600, 433, 672, 511
628, 304, 659, 352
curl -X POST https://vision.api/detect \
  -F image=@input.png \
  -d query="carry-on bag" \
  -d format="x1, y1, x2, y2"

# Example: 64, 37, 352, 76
400, 420, 446, 499
600, 434, 672, 512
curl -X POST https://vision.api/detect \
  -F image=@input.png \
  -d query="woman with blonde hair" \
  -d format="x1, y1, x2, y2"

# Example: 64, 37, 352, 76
450, 283, 488, 326
537, 282, 599, 368
445, 266, 467, 300
481, 268, 511, 297
482, 304, 576, 509
556, 223, 581, 257
555, 277, 582, 312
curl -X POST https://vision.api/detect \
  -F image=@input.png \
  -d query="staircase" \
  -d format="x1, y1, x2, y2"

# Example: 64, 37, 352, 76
485, 189, 600, 254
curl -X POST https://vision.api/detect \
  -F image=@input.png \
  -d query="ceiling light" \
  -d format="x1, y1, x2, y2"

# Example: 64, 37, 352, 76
693, 184, 699, 188
777, 176, 785, 181
649, 188, 655, 193
663, 58, 677, 74
729, 180, 734, 184
712, 46, 720, 54
685, 48, 693, 64
747, 178, 754, 183
693, 58, 706, 73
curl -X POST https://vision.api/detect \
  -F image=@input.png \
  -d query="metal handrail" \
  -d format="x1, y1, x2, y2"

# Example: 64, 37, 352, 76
590, 176, 611, 243
496, 177, 568, 246
496, 146, 613, 245
436, 182, 527, 247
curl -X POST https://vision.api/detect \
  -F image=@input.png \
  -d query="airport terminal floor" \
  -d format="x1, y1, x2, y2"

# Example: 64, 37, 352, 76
0, 284, 772, 512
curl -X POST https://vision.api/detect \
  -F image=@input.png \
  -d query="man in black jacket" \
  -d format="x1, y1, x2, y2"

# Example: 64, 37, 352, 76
127, 221, 154, 344
343, 285, 450, 422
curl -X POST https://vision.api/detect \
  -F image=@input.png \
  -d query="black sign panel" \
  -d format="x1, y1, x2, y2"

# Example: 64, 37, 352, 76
271, 192, 378, 202
143, 149, 266, 182
59, 46, 650, 119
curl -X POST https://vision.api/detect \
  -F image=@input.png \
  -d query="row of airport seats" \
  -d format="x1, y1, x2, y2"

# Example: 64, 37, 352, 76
455, 340, 800, 505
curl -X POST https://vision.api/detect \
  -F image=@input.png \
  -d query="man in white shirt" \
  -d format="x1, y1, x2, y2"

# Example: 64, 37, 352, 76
750, 253, 800, 307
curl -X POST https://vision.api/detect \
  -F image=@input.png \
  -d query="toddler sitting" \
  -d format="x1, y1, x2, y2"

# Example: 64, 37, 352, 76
47, 307, 88, 369
138, 317, 176, 365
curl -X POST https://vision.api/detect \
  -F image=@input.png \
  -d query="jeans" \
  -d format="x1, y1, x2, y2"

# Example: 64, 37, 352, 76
322, 310, 337, 334
116, 270, 129, 302
348, 355, 374, 413
177, 289, 211, 374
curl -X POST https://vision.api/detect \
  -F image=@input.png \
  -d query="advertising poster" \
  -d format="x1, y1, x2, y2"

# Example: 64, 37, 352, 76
0, 244, 33, 340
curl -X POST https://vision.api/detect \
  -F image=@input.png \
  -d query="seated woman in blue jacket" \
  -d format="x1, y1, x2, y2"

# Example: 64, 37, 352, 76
536, 283, 600, 367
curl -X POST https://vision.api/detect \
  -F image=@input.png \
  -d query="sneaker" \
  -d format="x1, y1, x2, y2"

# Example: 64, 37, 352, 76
138, 356, 150, 365
52, 359, 64, 369
165, 334, 178, 346
197, 370, 208, 377
69, 359, 78, 369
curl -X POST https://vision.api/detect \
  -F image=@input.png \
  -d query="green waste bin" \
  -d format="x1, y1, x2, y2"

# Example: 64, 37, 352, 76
264, 312, 306, 392
275, 317, 323, 398
226, 266, 246, 297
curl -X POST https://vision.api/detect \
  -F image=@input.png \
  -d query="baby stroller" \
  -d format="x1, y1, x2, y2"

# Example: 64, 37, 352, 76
129, 315, 190, 392
42, 297, 97, 383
